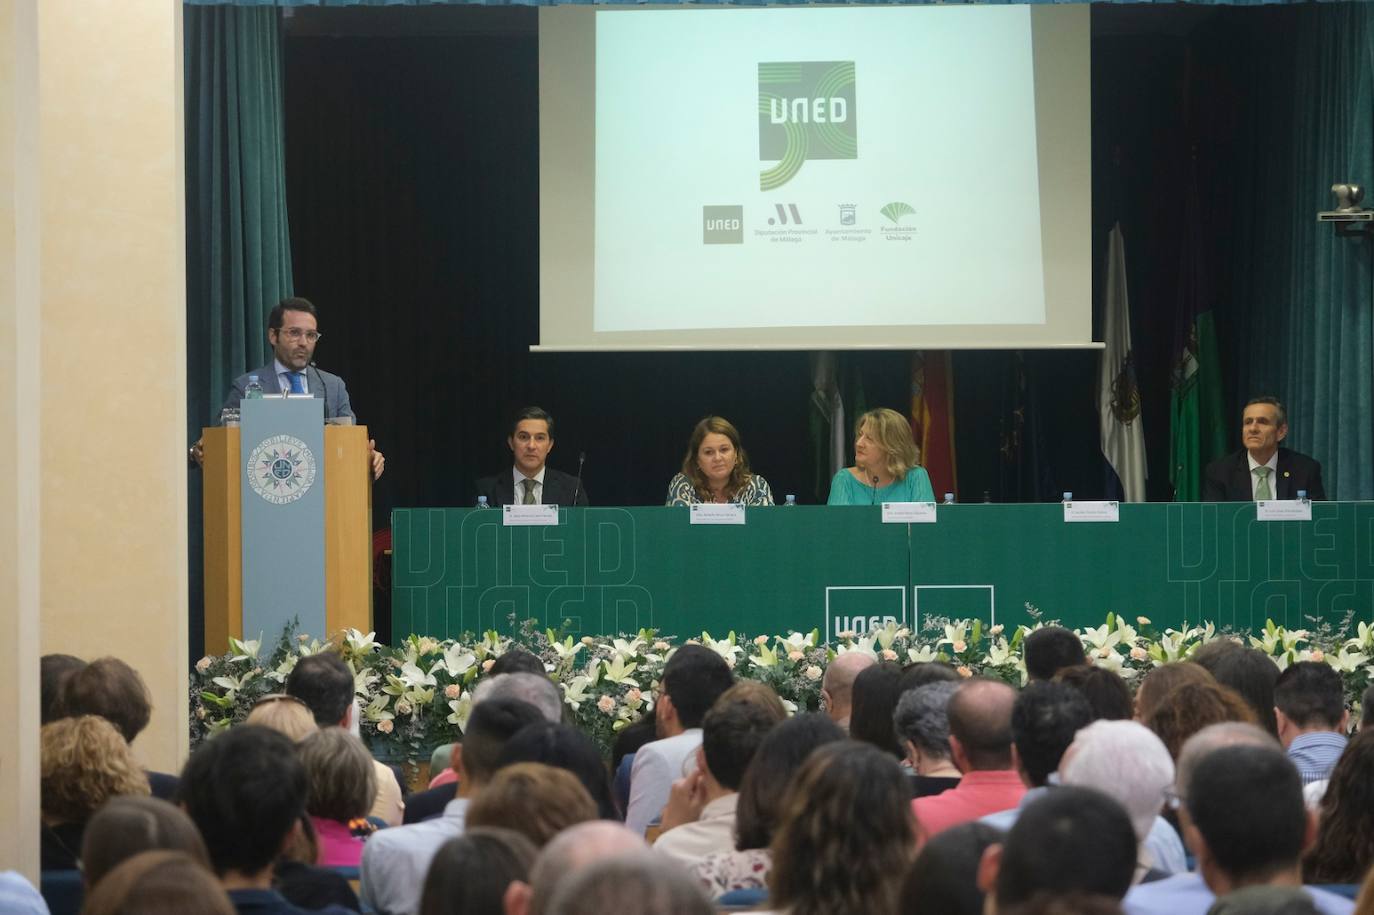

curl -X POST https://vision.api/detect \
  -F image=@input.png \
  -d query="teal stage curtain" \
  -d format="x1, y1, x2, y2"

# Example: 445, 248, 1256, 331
1219, 3, 1374, 500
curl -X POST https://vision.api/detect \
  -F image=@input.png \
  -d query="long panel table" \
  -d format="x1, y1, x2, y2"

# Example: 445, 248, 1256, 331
390, 503, 1374, 641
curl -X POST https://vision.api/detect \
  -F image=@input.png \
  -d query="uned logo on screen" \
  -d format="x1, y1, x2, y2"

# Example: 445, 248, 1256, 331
758, 61, 857, 191
703, 205, 744, 245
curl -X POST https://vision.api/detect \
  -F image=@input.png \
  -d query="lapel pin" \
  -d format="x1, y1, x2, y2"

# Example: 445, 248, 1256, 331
1283, 471, 1291, 478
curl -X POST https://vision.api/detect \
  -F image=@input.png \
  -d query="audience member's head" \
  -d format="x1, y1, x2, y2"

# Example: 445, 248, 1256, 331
769, 741, 918, 915
1189, 638, 1244, 674
899, 660, 962, 693
1183, 744, 1309, 892
298, 726, 376, 825
1023, 627, 1087, 682
1208, 886, 1321, 915
821, 651, 877, 727
1134, 662, 1213, 722
244, 693, 319, 742
461, 698, 549, 791
998, 893, 1125, 915
1174, 721, 1279, 803
610, 710, 657, 772
545, 854, 714, 915
985, 787, 1137, 910
1010, 681, 1093, 788
1210, 647, 1280, 736
1273, 661, 1347, 746
657, 645, 734, 735
58, 657, 152, 744
498, 722, 618, 820
40, 653, 85, 725
947, 678, 1018, 772
713, 679, 788, 723
893, 680, 962, 775
285, 652, 355, 728
1304, 727, 1374, 884
1361, 682, 1374, 731
490, 648, 548, 677
80, 850, 235, 915
419, 827, 537, 915
468, 762, 597, 847
41, 716, 149, 825
177, 724, 307, 879
1146, 680, 1256, 760
1060, 721, 1174, 846
81, 796, 209, 888
898, 821, 1003, 915
518, 820, 646, 915
699, 696, 779, 792
1053, 665, 1134, 721
849, 662, 906, 759
734, 713, 846, 851
473, 672, 564, 724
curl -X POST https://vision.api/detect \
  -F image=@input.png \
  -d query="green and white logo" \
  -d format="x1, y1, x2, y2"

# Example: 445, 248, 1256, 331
758, 61, 858, 191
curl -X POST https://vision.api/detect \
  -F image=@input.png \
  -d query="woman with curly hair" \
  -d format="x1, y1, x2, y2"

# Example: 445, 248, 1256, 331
1143, 681, 1256, 761
826, 408, 935, 505
1305, 728, 1374, 884
666, 416, 774, 506
40, 715, 150, 870
768, 741, 918, 915
1133, 661, 1213, 724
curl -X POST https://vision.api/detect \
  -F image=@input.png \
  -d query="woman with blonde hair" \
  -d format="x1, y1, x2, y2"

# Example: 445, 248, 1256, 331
666, 416, 774, 506
40, 716, 151, 870
244, 693, 319, 742
827, 407, 935, 505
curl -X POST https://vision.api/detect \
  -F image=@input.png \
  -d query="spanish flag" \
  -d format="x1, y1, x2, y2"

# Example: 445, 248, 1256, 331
911, 351, 958, 499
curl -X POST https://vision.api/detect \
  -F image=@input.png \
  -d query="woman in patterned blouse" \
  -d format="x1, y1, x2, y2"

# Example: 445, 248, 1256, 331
665, 416, 775, 506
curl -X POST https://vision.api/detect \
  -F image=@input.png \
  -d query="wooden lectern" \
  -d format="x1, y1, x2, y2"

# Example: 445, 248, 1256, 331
201, 425, 373, 655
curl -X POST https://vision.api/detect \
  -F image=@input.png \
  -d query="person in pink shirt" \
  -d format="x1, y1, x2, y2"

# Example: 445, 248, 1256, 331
912, 679, 1025, 837
299, 728, 376, 867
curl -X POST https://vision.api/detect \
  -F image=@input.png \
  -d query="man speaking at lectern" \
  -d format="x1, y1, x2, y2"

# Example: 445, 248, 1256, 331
475, 407, 589, 506
1202, 397, 1323, 502
216, 297, 384, 479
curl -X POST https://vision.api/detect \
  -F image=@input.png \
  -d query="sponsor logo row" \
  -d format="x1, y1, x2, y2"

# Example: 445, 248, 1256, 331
703, 201, 915, 244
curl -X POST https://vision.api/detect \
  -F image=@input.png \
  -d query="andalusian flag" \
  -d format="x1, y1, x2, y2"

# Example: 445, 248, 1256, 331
1098, 224, 1147, 502
911, 352, 958, 499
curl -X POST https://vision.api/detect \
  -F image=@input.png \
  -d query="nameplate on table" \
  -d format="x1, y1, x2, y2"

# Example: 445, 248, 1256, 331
1063, 501, 1120, 523
503, 504, 559, 526
690, 504, 746, 525
1257, 500, 1313, 522
882, 502, 938, 524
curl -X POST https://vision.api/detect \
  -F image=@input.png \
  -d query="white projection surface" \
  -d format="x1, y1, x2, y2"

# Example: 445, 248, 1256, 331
537, 5, 1094, 351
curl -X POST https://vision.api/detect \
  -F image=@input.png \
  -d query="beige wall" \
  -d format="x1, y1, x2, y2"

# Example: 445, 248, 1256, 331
0, 0, 186, 877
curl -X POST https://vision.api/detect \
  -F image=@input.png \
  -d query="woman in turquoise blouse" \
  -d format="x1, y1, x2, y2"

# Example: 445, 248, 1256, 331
666, 416, 775, 506
827, 407, 936, 505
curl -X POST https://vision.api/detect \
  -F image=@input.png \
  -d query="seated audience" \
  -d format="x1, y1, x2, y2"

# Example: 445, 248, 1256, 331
820, 650, 876, 732
610, 710, 657, 820
498, 722, 619, 820
361, 697, 546, 915
40, 653, 85, 724
768, 741, 918, 915
899, 660, 962, 692
625, 645, 733, 835
491, 648, 549, 677
467, 763, 597, 847
1059, 720, 1186, 877
272, 813, 360, 912
714, 679, 789, 722
653, 697, 778, 867
665, 416, 774, 506
1123, 743, 1352, 915
893, 680, 964, 797
980, 788, 1138, 913
58, 656, 178, 799
1133, 662, 1213, 723
418, 827, 537, 915
1187, 639, 1244, 674
913, 678, 1024, 836
1362, 682, 1374, 731
246, 694, 319, 742
298, 727, 376, 867
898, 821, 1004, 915
1274, 661, 1349, 785
1023, 627, 1087, 682
1208, 886, 1323, 915
287, 652, 404, 826
1054, 664, 1134, 721
546, 855, 714, 915
81, 795, 210, 888
41, 715, 150, 870
0, 871, 47, 915
981, 682, 1093, 832
1304, 728, 1374, 884
505, 820, 646, 915
848, 662, 906, 759
472, 672, 565, 725
1145, 680, 1256, 761
1000, 893, 1126, 915
692, 713, 845, 897
177, 724, 352, 915
1209, 647, 1280, 736
80, 850, 236, 915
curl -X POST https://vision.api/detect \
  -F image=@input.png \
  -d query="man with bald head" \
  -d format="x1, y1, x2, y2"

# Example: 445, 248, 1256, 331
912, 678, 1024, 836
821, 651, 877, 732
503, 820, 646, 915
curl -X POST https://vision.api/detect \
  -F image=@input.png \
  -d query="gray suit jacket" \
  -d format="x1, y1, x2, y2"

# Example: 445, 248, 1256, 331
223, 363, 355, 423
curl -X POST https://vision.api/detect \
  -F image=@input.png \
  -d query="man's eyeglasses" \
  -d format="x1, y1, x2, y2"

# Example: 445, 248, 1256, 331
279, 328, 322, 343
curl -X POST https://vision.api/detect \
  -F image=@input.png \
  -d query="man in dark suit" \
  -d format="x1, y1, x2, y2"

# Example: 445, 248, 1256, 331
1202, 397, 1325, 501
475, 406, 589, 506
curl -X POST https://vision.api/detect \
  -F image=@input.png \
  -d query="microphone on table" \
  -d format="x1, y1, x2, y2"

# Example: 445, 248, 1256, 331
572, 452, 586, 506
871, 474, 880, 505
